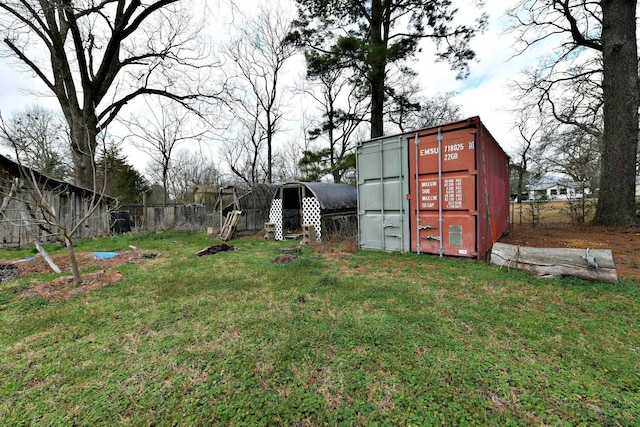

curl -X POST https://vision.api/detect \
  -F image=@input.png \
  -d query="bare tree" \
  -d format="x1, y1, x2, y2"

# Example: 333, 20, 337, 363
0, 0, 221, 188
272, 140, 304, 182
508, 0, 638, 226
167, 148, 221, 203
223, 5, 297, 182
221, 98, 268, 185
511, 110, 544, 224
387, 88, 463, 133
0, 114, 110, 286
299, 60, 368, 183
541, 124, 601, 223
0, 105, 71, 181
125, 101, 206, 206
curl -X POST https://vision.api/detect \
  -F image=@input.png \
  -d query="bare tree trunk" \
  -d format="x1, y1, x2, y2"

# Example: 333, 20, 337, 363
63, 235, 82, 287
67, 111, 98, 189
593, 0, 639, 226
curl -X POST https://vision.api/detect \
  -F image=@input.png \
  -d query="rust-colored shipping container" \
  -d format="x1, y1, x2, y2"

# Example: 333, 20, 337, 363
408, 117, 509, 258
357, 117, 509, 259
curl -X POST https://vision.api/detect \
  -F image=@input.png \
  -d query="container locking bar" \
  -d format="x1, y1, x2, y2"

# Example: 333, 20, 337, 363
421, 235, 441, 241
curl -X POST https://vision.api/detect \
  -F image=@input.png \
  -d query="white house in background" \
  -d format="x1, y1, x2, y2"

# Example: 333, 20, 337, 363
527, 180, 592, 200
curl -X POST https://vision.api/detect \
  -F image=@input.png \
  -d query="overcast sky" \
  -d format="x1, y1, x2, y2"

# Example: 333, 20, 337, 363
0, 0, 544, 173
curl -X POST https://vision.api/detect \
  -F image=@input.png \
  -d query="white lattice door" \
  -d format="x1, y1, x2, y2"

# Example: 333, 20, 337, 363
302, 197, 322, 241
269, 199, 283, 240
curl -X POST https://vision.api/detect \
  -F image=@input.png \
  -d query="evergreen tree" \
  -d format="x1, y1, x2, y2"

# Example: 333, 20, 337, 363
97, 147, 151, 204
289, 0, 485, 138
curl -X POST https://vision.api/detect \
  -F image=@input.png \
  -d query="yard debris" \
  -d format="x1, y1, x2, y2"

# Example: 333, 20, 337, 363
0, 263, 19, 282
272, 254, 295, 264
194, 244, 235, 257
219, 210, 242, 241
7, 249, 159, 301
5, 249, 159, 278
93, 251, 119, 260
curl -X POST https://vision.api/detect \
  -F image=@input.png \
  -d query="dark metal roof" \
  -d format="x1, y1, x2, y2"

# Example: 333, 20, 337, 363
219, 183, 280, 212
282, 182, 357, 211
0, 153, 116, 202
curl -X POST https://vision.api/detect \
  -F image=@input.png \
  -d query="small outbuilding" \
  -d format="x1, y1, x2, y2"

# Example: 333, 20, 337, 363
0, 154, 115, 247
268, 182, 357, 241
215, 183, 280, 231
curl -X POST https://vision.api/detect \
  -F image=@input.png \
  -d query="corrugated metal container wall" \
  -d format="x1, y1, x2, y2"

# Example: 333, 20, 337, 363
357, 117, 509, 259
357, 135, 410, 252
408, 117, 509, 259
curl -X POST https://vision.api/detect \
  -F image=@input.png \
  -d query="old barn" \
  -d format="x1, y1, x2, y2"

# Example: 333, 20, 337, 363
0, 154, 115, 247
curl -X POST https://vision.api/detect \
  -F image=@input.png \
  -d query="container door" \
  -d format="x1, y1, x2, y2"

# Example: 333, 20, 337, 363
357, 136, 410, 252
408, 124, 479, 257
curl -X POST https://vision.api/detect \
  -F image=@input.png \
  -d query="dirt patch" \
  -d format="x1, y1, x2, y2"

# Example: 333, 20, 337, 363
7, 249, 160, 301
18, 270, 126, 302
500, 223, 640, 282
272, 254, 295, 264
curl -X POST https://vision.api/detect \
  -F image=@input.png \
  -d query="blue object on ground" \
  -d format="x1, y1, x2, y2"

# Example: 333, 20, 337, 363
93, 252, 119, 260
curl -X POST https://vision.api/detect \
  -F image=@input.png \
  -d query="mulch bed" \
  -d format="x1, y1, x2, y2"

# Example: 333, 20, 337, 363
5, 249, 160, 302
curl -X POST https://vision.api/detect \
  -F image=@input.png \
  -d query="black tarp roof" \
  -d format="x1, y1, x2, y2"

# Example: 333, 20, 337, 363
278, 182, 357, 211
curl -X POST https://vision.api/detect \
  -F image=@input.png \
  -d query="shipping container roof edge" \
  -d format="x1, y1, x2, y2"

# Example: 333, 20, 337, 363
358, 116, 510, 160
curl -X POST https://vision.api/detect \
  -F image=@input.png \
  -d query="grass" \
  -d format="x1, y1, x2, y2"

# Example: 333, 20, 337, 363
1, 231, 639, 426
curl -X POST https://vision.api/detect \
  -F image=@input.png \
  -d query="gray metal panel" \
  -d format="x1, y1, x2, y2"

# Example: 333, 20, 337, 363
356, 135, 410, 252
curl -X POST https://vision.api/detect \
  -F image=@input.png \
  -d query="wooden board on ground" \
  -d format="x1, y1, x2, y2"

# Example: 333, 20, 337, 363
490, 242, 618, 283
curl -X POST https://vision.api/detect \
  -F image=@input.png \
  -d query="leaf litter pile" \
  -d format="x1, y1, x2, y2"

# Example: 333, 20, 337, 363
4, 249, 159, 302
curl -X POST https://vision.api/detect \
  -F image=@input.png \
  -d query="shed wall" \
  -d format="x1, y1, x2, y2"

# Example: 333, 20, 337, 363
0, 189, 112, 247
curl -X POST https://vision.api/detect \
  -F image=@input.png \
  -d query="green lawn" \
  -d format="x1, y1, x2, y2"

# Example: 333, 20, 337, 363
1, 231, 638, 426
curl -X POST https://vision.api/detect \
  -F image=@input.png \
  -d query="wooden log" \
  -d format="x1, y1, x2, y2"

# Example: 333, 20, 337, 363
490, 242, 618, 284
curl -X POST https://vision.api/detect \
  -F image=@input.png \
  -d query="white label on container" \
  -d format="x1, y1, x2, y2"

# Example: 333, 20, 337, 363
458, 249, 468, 255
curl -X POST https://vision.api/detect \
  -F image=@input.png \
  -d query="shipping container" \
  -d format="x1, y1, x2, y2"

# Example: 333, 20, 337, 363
356, 117, 510, 259
357, 134, 411, 252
